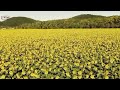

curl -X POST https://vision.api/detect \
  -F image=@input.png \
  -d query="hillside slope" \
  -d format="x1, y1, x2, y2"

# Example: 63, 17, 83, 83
69, 14, 105, 20
1, 14, 120, 28
1, 17, 36, 27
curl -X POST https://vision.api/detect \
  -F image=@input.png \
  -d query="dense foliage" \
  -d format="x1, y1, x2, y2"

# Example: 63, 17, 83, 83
1, 14, 120, 29
0, 29, 120, 79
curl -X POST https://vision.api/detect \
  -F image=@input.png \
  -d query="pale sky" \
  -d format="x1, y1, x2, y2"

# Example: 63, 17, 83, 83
0, 11, 120, 21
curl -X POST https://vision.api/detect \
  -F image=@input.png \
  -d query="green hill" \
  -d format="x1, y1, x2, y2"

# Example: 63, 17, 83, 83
16, 14, 120, 29
69, 14, 105, 20
1, 14, 120, 29
1, 17, 36, 27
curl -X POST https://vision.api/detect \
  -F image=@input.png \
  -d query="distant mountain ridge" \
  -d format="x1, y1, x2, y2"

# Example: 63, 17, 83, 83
0, 14, 120, 28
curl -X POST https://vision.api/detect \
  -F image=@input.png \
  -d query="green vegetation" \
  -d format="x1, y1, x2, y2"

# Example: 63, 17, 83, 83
1, 14, 120, 29
0, 17, 36, 28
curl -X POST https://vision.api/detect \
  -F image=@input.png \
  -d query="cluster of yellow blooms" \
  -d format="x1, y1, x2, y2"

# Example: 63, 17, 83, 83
0, 29, 119, 79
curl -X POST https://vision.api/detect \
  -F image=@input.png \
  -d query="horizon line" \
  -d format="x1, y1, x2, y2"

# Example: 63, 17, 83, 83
0, 14, 120, 22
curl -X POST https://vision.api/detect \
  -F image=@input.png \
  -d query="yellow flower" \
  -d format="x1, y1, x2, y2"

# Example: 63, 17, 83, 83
9, 71, 13, 76
104, 76, 109, 79
55, 76, 60, 79
90, 75, 95, 79
105, 64, 109, 69
73, 76, 77, 79
78, 71, 82, 75
0, 75, 5, 79
66, 73, 70, 77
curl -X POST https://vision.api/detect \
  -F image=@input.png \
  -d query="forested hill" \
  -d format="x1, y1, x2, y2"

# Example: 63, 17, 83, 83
69, 14, 105, 19
0, 17, 36, 28
1, 14, 120, 29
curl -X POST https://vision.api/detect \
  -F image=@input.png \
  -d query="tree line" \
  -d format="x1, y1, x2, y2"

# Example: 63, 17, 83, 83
1, 14, 120, 29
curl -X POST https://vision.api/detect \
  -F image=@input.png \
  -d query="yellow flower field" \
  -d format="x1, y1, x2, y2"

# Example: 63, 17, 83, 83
0, 29, 120, 79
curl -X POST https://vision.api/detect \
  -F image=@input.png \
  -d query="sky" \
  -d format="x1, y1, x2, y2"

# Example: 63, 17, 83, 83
0, 11, 120, 21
